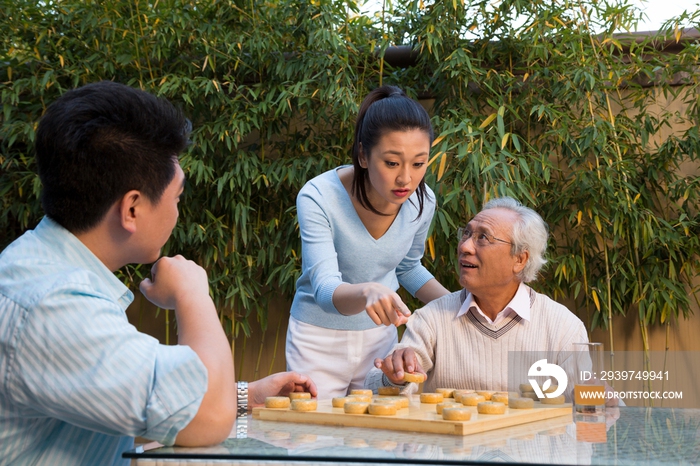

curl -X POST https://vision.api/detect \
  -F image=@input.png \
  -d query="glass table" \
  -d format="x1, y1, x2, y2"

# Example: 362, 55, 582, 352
124, 407, 700, 465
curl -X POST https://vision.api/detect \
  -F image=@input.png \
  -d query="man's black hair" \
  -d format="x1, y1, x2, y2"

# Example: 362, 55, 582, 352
35, 81, 191, 233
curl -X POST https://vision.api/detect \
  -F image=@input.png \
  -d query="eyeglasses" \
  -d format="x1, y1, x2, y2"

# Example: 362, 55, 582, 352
458, 227, 513, 247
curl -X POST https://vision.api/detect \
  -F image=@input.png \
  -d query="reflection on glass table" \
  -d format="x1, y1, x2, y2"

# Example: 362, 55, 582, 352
124, 407, 700, 465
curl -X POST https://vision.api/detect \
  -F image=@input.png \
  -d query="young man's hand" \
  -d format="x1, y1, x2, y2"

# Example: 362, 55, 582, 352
139, 255, 209, 310
248, 372, 318, 408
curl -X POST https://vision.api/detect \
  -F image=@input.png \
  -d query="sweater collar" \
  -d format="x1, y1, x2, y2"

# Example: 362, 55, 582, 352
457, 282, 531, 323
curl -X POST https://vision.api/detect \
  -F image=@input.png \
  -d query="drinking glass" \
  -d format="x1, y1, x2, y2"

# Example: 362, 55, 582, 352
572, 342, 607, 443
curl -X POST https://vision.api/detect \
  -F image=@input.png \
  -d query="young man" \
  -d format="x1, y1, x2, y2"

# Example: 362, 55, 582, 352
0, 81, 315, 465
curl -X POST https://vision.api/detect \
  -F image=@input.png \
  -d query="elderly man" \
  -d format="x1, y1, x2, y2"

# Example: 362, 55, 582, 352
365, 196, 588, 396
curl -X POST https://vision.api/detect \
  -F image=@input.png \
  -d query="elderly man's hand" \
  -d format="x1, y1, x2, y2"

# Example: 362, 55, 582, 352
374, 348, 426, 385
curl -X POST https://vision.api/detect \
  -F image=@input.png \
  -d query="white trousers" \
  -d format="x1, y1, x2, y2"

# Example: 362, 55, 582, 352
285, 315, 397, 399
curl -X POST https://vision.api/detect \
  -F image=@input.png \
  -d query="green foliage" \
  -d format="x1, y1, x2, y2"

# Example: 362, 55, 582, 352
2, 0, 699, 353
0, 0, 383, 339
385, 0, 700, 349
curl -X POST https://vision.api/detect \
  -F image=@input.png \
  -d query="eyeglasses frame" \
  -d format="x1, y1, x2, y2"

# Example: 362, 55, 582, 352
457, 226, 513, 247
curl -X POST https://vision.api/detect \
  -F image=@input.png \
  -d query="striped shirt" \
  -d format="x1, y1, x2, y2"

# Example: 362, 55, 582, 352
0, 217, 207, 465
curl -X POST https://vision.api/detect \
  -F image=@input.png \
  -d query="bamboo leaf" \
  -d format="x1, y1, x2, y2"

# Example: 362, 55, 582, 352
592, 290, 601, 311
479, 113, 497, 129
511, 134, 521, 152
500, 132, 510, 150
428, 151, 444, 167
437, 152, 448, 181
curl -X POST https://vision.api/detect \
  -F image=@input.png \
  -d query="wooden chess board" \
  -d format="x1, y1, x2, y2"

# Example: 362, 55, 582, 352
252, 395, 572, 436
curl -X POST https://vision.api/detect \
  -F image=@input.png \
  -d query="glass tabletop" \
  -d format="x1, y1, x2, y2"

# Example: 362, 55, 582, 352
124, 407, 700, 465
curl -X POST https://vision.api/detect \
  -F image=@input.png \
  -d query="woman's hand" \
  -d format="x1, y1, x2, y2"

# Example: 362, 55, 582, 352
362, 283, 411, 326
333, 282, 411, 326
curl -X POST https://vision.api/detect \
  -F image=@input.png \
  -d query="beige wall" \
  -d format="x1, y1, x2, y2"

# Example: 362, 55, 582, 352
589, 304, 700, 352
126, 291, 290, 380
127, 288, 700, 383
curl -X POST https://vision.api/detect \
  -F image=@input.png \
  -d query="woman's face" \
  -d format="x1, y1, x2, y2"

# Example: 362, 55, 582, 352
360, 128, 430, 214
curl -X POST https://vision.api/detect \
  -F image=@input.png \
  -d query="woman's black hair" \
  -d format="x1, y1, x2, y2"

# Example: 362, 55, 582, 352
351, 85, 433, 218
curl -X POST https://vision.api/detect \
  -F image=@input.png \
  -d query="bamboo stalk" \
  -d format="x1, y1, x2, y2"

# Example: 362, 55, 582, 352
602, 238, 614, 374
580, 240, 592, 342
133, 0, 155, 82
632, 240, 653, 401
660, 321, 671, 408
254, 327, 265, 380
378, 0, 387, 87
268, 311, 284, 375
639, 319, 653, 407
231, 304, 236, 361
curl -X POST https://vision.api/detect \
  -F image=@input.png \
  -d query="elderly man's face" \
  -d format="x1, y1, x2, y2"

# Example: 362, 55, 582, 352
457, 207, 528, 298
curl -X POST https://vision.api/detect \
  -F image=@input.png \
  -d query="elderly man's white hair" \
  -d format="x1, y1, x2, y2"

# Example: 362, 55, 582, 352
482, 196, 549, 283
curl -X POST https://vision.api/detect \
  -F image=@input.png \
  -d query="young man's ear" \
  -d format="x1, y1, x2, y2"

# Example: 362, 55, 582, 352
119, 190, 142, 234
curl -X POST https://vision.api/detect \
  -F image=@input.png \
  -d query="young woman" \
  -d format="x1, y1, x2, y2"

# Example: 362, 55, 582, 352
285, 85, 450, 398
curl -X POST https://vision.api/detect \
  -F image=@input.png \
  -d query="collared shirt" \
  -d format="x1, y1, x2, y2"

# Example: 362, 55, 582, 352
0, 217, 208, 466
457, 282, 532, 325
